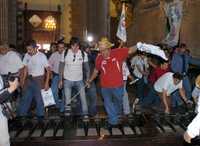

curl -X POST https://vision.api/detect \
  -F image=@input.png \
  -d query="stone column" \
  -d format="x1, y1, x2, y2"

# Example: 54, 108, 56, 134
8, 0, 17, 45
60, 0, 72, 42
0, 0, 8, 44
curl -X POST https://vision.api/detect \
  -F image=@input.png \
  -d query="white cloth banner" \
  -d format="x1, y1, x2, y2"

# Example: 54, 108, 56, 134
163, 0, 183, 47
116, 3, 127, 42
41, 88, 56, 107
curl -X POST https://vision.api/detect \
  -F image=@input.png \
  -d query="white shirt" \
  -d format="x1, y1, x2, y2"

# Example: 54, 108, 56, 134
192, 87, 200, 114
0, 51, 24, 75
154, 72, 183, 96
131, 55, 148, 79
192, 87, 200, 99
122, 62, 130, 81
136, 42, 168, 61
61, 49, 88, 81
186, 112, 200, 139
48, 51, 64, 74
23, 52, 49, 77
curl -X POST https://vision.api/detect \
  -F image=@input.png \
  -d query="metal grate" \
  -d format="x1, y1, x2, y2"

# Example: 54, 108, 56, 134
9, 111, 196, 140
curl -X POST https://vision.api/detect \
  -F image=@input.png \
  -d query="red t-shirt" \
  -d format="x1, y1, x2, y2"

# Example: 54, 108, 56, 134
95, 48, 129, 88
148, 66, 169, 85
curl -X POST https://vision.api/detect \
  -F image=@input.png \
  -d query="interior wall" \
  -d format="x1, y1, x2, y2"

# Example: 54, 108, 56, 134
180, 0, 200, 58
60, 0, 71, 42
21, 0, 61, 11
21, 0, 72, 42
126, 0, 200, 58
20, 0, 110, 43
19, 0, 200, 57
126, 0, 166, 45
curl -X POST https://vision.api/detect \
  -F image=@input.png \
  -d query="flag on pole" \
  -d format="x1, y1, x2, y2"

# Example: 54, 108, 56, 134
116, 3, 127, 42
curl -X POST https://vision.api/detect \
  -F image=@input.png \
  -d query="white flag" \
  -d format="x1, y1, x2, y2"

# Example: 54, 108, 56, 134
116, 3, 127, 42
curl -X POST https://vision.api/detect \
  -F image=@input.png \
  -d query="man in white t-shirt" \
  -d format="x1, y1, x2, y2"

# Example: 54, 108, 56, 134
59, 37, 90, 119
0, 44, 24, 80
154, 72, 191, 114
48, 42, 65, 112
18, 40, 50, 120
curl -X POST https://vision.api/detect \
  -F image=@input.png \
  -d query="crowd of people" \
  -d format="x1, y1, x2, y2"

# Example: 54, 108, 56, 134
0, 36, 200, 145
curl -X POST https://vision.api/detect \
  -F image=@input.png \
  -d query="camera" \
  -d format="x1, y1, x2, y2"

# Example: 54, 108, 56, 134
4, 72, 19, 88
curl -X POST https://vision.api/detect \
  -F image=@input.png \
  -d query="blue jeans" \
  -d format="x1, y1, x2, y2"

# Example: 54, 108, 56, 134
123, 81, 130, 115
70, 82, 97, 116
101, 86, 124, 125
51, 74, 64, 112
64, 79, 88, 115
171, 76, 191, 107
17, 78, 44, 117
141, 86, 160, 107
85, 81, 97, 116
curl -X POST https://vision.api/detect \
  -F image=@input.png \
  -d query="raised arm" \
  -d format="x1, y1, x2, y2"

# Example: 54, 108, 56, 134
128, 46, 137, 55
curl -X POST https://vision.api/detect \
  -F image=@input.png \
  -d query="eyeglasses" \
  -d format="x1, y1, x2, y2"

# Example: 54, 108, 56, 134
73, 54, 76, 62
58, 47, 65, 49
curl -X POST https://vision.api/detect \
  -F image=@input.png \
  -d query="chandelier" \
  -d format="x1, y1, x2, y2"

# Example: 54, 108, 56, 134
44, 15, 56, 30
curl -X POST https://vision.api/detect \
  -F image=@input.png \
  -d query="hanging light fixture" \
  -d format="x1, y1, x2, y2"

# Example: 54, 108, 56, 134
44, 0, 57, 30
44, 15, 56, 30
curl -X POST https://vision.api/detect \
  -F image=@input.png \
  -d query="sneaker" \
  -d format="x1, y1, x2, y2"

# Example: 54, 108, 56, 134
83, 115, 89, 122
64, 109, 71, 117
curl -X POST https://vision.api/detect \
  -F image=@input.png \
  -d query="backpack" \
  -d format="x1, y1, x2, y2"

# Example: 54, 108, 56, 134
64, 49, 85, 62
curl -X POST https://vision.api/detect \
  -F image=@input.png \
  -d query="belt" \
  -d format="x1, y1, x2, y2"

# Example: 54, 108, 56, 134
27, 75, 44, 80
52, 72, 59, 76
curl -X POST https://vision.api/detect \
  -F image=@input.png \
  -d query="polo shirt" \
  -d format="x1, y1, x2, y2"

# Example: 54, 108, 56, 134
23, 52, 49, 77
48, 51, 64, 74
95, 48, 129, 88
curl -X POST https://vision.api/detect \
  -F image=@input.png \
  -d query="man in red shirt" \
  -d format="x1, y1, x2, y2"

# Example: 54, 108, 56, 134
142, 59, 169, 107
86, 37, 137, 126
148, 59, 169, 85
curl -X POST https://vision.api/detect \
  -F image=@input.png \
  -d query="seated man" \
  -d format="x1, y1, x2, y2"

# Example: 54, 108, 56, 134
154, 72, 192, 114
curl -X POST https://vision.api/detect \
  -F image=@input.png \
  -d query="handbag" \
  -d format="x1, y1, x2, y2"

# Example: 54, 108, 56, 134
41, 88, 56, 107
